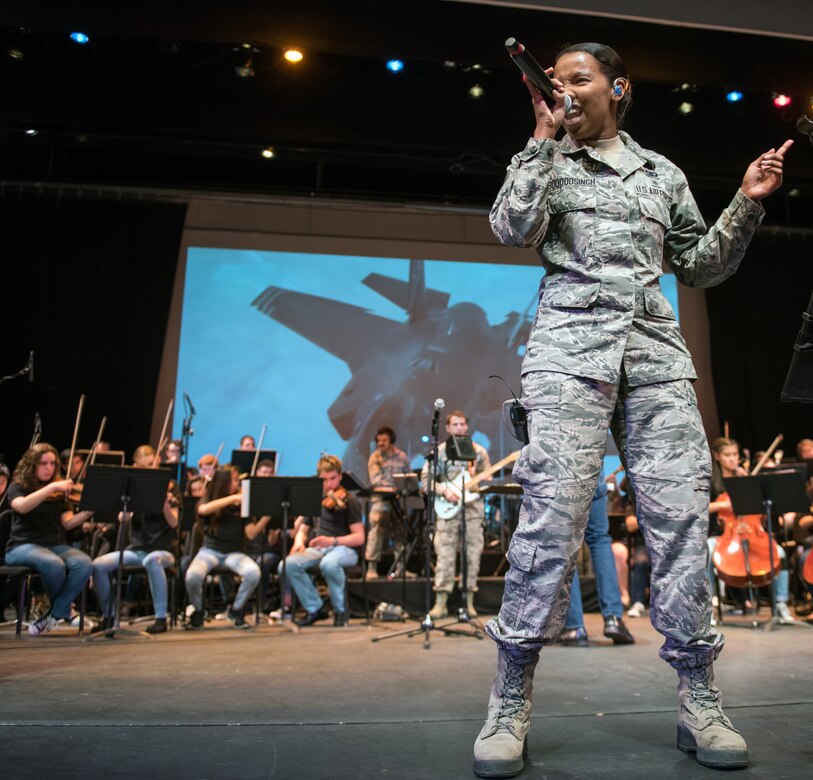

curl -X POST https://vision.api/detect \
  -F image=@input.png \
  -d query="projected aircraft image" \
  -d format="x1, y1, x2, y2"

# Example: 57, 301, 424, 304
252, 259, 534, 476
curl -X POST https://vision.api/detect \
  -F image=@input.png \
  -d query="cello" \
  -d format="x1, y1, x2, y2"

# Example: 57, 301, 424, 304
712, 434, 784, 588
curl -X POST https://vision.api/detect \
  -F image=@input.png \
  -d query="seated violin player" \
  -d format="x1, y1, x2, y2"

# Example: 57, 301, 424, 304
279, 454, 365, 627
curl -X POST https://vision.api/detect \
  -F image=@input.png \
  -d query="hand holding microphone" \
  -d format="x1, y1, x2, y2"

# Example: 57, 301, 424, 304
506, 39, 571, 111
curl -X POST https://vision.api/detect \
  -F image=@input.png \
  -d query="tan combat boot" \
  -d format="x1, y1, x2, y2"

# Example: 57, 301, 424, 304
473, 645, 539, 778
676, 666, 748, 769
429, 591, 448, 619
466, 591, 478, 617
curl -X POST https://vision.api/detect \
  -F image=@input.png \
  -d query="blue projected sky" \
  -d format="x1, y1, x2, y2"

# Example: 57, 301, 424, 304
176, 249, 543, 475
174, 248, 679, 478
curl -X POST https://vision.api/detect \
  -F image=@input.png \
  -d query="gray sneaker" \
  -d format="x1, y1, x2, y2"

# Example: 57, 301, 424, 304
676, 666, 748, 769
473, 645, 539, 778
28, 612, 58, 636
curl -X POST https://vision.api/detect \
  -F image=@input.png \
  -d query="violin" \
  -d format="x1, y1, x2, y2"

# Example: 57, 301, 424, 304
322, 486, 348, 510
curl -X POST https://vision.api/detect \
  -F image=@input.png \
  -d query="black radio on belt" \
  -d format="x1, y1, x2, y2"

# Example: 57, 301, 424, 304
506, 399, 529, 445
490, 374, 530, 446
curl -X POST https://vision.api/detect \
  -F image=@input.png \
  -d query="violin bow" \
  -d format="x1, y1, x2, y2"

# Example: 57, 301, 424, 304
250, 423, 268, 477
153, 398, 174, 467
75, 415, 107, 483
750, 434, 784, 476
65, 394, 86, 481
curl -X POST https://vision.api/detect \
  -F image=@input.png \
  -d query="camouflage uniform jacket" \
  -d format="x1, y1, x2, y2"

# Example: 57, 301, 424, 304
490, 132, 765, 385
368, 446, 411, 490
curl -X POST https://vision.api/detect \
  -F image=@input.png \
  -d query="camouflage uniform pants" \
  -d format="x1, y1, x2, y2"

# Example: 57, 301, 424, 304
488, 370, 723, 671
433, 499, 485, 593
365, 501, 406, 563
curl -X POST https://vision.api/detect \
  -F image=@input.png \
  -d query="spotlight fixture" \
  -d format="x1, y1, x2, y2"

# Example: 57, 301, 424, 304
678, 101, 695, 115
69, 32, 90, 45
468, 84, 484, 99
234, 43, 259, 78
24, 128, 38, 136
386, 59, 404, 73
261, 147, 276, 159
284, 48, 304, 64
7, 47, 24, 60
725, 90, 744, 103
773, 93, 792, 108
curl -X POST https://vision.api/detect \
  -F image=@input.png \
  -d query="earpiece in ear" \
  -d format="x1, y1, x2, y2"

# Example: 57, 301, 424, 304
614, 84, 623, 97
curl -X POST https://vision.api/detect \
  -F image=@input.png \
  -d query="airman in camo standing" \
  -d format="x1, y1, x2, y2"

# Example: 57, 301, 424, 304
473, 41, 793, 778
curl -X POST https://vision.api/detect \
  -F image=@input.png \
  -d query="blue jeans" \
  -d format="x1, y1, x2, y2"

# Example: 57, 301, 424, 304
5, 543, 92, 620
185, 547, 260, 611
565, 470, 625, 628
281, 545, 358, 614
92, 549, 175, 619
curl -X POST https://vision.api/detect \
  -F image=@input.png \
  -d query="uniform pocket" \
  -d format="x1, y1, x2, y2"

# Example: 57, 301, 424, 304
643, 287, 676, 320
500, 537, 537, 629
541, 281, 601, 310
638, 194, 670, 228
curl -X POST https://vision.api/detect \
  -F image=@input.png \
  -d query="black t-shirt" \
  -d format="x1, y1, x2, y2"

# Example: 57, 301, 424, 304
128, 511, 176, 553
6, 482, 69, 550
304, 493, 362, 546
202, 503, 249, 554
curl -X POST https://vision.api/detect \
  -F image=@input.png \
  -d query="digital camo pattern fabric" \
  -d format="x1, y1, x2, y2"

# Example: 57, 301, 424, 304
488, 370, 723, 669
489, 131, 765, 387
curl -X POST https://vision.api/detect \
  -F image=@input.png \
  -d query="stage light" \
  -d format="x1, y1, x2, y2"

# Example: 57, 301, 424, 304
70, 32, 90, 45
468, 84, 484, 99
726, 91, 744, 103
234, 43, 260, 78
421, 435, 430, 443
386, 59, 404, 73
7, 47, 24, 60
773, 93, 792, 108
678, 101, 694, 115
261, 147, 276, 159
284, 48, 303, 64
24, 129, 38, 136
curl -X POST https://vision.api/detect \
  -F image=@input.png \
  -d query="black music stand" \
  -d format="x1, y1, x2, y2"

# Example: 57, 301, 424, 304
231, 449, 277, 475
338, 472, 373, 623
80, 465, 171, 639
241, 476, 323, 634
724, 471, 812, 632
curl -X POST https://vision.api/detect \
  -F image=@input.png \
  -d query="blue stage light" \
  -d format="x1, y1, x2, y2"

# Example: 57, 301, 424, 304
70, 32, 90, 45
726, 91, 744, 103
421, 435, 430, 443
386, 59, 404, 73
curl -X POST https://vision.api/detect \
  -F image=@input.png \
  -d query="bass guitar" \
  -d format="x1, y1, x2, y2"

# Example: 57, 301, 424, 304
435, 451, 520, 521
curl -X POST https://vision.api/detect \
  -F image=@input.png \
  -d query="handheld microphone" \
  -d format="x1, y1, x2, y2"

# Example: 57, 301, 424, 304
505, 38, 572, 113
183, 392, 197, 416
432, 398, 445, 438
28, 351, 34, 383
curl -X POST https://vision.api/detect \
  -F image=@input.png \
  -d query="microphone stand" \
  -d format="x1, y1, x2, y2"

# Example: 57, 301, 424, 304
176, 395, 195, 625
373, 405, 481, 648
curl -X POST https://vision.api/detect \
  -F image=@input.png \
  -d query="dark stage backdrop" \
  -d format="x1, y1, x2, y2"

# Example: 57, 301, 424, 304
0, 193, 185, 470
706, 230, 813, 458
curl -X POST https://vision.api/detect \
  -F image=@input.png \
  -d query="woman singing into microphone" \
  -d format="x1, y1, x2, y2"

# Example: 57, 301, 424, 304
473, 41, 792, 777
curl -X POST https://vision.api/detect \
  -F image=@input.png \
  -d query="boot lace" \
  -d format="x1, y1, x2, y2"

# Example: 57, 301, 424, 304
686, 670, 729, 727
495, 662, 526, 727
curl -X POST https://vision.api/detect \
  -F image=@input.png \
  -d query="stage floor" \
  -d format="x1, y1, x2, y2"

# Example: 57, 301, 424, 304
1, 607, 811, 779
